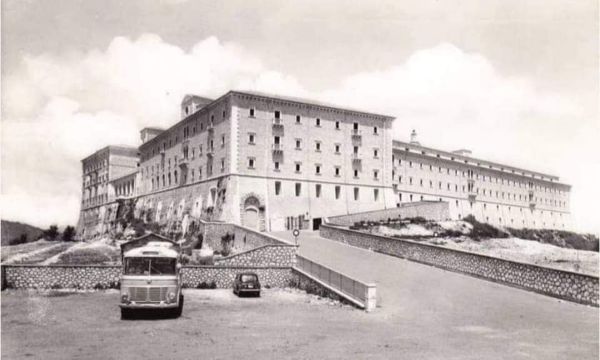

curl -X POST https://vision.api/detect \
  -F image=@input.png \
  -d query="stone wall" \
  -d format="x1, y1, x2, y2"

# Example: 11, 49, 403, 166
2, 265, 293, 290
214, 245, 296, 267
3, 265, 122, 290
320, 225, 599, 307
198, 220, 293, 253
182, 266, 292, 288
326, 201, 450, 226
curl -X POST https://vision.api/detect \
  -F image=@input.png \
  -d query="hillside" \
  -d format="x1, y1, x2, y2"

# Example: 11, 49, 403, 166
1, 220, 44, 246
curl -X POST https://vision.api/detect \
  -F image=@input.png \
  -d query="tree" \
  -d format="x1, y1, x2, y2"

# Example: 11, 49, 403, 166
62, 226, 76, 242
43, 225, 60, 241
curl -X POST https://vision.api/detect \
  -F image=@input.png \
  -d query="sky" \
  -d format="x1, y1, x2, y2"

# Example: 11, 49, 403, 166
1, 0, 598, 233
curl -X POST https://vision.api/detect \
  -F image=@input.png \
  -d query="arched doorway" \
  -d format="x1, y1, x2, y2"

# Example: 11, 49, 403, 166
242, 196, 261, 230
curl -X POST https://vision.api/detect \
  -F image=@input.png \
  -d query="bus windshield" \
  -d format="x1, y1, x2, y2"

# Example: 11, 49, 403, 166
124, 257, 176, 275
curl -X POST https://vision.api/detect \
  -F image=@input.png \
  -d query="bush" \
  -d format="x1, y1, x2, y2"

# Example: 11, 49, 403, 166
43, 225, 60, 241
463, 215, 508, 240
408, 217, 428, 224
62, 226, 76, 242
196, 281, 217, 289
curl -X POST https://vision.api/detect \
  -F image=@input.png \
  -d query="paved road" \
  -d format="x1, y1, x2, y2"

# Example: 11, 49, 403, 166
273, 230, 599, 359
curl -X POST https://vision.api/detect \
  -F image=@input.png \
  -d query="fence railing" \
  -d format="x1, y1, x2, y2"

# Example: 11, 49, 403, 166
294, 255, 376, 311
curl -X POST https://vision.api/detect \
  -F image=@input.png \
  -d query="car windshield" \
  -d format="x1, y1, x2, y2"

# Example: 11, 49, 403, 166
240, 274, 257, 282
124, 257, 176, 275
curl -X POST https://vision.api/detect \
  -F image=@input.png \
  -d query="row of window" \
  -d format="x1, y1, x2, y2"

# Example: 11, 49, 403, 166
247, 158, 380, 179
394, 158, 565, 195
250, 108, 380, 134
273, 181, 380, 201
248, 134, 380, 157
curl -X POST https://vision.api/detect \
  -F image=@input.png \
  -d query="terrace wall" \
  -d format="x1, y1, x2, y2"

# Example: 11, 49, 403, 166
320, 225, 599, 307
326, 201, 449, 226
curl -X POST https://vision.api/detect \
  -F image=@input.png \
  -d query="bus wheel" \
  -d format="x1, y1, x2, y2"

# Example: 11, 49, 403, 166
173, 295, 184, 318
121, 308, 133, 320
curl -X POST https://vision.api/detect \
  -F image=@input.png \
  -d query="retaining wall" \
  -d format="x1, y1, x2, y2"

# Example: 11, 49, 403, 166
326, 201, 449, 226
320, 225, 599, 307
214, 245, 296, 267
198, 220, 292, 253
2, 264, 292, 290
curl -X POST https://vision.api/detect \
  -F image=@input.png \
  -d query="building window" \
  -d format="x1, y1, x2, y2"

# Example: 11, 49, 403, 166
274, 110, 281, 119
315, 164, 321, 175
296, 115, 301, 124
221, 135, 225, 147
295, 183, 301, 197
295, 162, 302, 173
222, 110, 227, 118
420, 179, 423, 186
248, 157, 255, 169
248, 133, 255, 144
335, 121, 340, 129
295, 139, 302, 150
335, 186, 341, 199
316, 118, 321, 127
335, 144, 341, 154
274, 161, 280, 171
373, 126, 378, 134
221, 158, 225, 172
335, 166, 341, 177
353, 122, 358, 130
373, 149, 379, 158
315, 141, 321, 152
315, 184, 322, 198
275, 181, 281, 195
373, 170, 379, 180
354, 187, 360, 201
249, 108, 255, 117
374, 189, 379, 201
354, 169, 359, 178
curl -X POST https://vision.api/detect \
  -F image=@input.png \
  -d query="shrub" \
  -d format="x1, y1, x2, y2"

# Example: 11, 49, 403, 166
463, 215, 508, 240
43, 225, 60, 241
62, 226, 76, 242
196, 281, 217, 289
408, 217, 427, 224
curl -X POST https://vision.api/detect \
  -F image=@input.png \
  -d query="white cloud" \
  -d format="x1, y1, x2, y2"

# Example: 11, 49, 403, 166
2, 36, 597, 233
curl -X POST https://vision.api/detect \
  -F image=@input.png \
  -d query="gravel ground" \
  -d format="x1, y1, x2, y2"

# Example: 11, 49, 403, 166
3, 287, 598, 360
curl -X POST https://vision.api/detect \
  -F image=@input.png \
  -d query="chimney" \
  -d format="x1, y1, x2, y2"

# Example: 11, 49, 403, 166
410, 129, 420, 145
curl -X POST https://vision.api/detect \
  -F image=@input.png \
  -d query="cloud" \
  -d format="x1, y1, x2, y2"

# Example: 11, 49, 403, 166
2, 36, 596, 233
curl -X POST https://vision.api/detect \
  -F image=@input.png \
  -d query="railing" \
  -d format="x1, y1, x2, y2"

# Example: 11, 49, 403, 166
294, 255, 376, 311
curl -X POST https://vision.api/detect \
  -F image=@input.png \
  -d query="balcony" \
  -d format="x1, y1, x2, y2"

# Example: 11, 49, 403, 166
207, 124, 215, 136
272, 143, 284, 154
351, 153, 362, 165
178, 157, 190, 168
272, 118, 283, 127
351, 129, 362, 140
206, 149, 214, 157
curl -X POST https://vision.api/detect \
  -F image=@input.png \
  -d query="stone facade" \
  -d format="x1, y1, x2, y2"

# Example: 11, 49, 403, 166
392, 139, 571, 230
327, 201, 450, 226
320, 225, 599, 307
2, 265, 293, 290
182, 266, 292, 288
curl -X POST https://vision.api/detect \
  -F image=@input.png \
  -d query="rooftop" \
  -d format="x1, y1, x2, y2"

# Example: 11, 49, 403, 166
393, 139, 569, 186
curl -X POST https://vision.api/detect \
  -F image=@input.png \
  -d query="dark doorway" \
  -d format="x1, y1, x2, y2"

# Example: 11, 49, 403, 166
312, 218, 322, 230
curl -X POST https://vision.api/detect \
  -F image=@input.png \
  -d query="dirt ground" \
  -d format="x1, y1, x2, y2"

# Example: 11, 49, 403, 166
2, 288, 598, 360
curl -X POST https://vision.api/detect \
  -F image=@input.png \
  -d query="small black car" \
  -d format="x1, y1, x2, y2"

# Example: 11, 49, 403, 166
233, 272, 261, 297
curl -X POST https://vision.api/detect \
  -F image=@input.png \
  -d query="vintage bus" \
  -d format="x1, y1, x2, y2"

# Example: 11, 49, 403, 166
119, 234, 184, 319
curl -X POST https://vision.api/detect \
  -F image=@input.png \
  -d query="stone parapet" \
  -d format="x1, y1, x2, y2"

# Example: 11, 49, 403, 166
326, 201, 449, 226
320, 225, 599, 307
